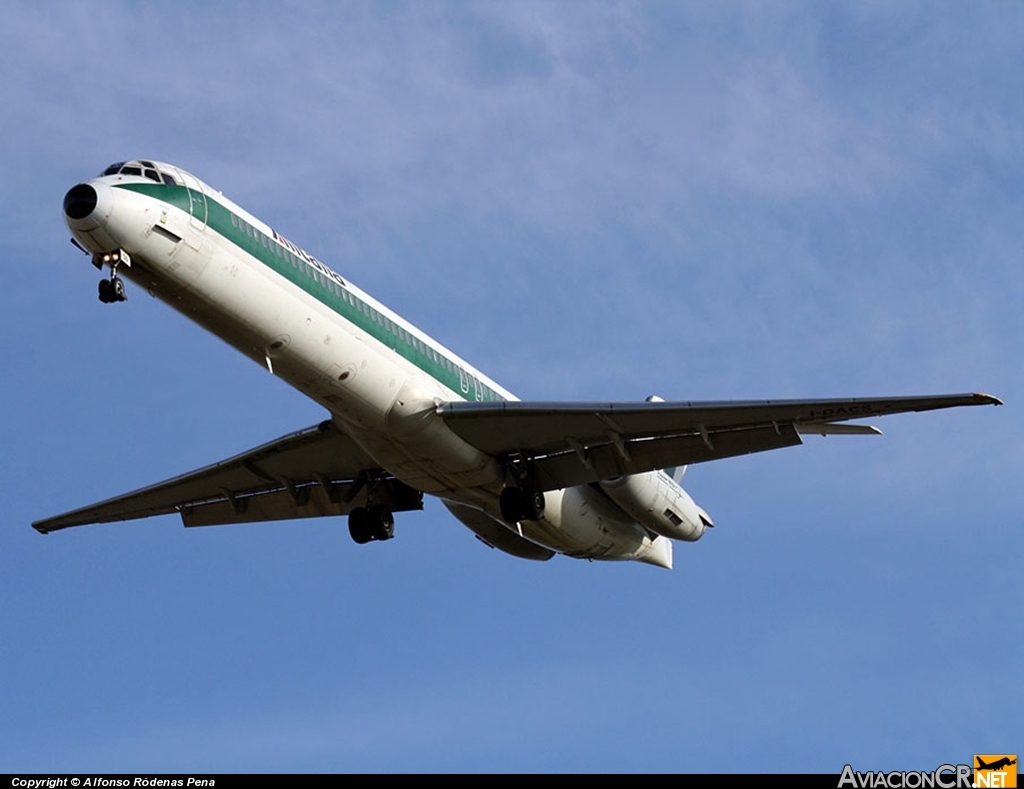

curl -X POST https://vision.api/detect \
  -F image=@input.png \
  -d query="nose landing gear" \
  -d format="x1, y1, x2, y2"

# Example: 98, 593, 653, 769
93, 250, 130, 304
98, 276, 126, 303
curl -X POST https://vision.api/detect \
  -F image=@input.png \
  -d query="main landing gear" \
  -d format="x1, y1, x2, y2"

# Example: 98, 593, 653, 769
94, 250, 129, 304
500, 483, 546, 524
348, 504, 395, 544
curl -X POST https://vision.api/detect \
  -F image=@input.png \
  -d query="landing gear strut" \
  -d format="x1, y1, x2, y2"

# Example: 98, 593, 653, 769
348, 503, 395, 544
95, 250, 129, 303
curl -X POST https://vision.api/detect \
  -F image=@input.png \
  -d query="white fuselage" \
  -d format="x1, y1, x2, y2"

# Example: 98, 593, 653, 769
64, 161, 686, 567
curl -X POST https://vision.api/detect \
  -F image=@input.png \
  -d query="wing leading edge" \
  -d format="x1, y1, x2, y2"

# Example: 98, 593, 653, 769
437, 392, 1002, 491
33, 420, 422, 534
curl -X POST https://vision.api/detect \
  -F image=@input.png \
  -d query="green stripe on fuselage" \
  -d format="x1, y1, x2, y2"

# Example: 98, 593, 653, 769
116, 182, 502, 403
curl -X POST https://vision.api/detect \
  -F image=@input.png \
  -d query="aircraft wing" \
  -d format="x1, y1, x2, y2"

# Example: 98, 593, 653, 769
33, 420, 422, 534
438, 392, 1002, 491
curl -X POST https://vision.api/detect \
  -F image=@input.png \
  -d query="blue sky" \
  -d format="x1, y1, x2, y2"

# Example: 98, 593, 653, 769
1, 1, 1019, 773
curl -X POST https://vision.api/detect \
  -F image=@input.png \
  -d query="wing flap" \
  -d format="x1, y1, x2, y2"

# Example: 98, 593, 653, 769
33, 420, 396, 533
795, 423, 882, 436
181, 477, 423, 527
533, 424, 802, 490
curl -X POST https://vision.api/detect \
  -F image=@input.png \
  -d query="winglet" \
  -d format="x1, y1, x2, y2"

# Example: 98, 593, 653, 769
973, 392, 1003, 406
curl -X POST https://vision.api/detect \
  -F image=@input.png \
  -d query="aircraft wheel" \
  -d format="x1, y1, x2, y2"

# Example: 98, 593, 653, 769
520, 485, 545, 520
98, 278, 112, 303
370, 504, 394, 541
499, 487, 521, 524
348, 507, 374, 544
113, 277, 126, 301
499, 485, 546, 523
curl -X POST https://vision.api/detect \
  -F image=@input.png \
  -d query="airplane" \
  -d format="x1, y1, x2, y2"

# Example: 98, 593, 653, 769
34, 159, 1002, 569
976, 758, 1016, 771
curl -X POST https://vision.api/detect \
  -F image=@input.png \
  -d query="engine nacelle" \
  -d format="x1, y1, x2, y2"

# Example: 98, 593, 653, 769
599, 470, 712, 542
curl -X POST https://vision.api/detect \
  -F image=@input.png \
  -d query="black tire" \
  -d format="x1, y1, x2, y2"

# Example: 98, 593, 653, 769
98, 279, 111, 303
500, 487, 522, 523
369, 504, 394, 541
113, 277, 126, 301
521, 485, 546, 520
348, 507, 374, 544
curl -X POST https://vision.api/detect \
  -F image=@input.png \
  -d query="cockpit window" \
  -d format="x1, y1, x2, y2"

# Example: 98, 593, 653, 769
99, 159, 180, 185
